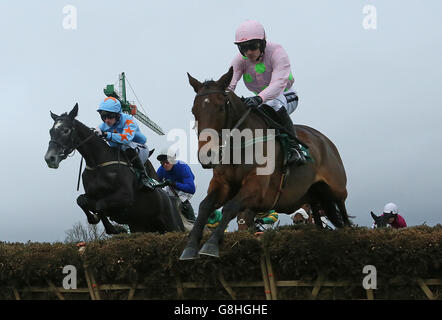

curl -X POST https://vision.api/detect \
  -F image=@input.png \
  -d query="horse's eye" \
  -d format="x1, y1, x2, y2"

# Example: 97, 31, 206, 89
63, 129, 70, 135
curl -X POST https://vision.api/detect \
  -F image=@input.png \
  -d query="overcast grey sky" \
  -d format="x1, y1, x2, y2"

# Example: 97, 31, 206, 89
0, 0, 441, 242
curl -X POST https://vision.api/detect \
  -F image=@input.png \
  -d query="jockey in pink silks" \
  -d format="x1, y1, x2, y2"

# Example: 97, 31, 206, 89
228, 20, 306, 165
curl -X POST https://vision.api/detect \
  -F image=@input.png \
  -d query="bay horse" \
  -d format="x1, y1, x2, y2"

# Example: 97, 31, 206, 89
44, 103, 185, 234
180, 67, 351, 259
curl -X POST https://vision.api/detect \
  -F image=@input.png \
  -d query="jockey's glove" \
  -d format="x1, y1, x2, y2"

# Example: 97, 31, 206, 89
163, 179, 176, 188
94, 127, 107, 139
243, 95, 263, 108
255, 218, 264, 224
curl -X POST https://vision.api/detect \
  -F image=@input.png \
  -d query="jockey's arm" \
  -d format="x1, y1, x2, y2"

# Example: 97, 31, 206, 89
105, 118, 138, 145
156, 167, 165, 181
227, 55, 245, 92
174, 165, 196, 194
258, 47, 292, 103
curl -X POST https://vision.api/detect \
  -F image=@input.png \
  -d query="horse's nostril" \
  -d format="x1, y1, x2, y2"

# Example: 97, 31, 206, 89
45, 154, 56, 164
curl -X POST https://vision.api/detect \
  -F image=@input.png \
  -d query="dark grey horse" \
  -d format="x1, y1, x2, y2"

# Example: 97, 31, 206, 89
45, 103, 185, 234
370, 211, 395, 228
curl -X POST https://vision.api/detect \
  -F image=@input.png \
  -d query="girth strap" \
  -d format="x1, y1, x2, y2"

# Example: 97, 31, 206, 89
85, 161, 129, 171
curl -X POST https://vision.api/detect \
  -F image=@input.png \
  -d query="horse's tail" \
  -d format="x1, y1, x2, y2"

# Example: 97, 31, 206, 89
309, 181, 349, 228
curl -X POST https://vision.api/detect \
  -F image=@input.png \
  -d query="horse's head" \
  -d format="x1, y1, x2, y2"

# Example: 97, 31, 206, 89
187, 67, 234, 168
45, 103, 79, 169
370, 211, 395, 228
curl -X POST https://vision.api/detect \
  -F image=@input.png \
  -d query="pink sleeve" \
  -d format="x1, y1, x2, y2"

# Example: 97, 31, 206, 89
258, 47, 291, 102
398, 215, 407, 227
227, 55, 244, 92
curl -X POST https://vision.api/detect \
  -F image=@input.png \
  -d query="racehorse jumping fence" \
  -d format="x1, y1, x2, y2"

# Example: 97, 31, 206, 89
1, 225, 441, 300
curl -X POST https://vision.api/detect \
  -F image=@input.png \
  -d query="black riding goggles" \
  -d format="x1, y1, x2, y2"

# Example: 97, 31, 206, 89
237, 40, 261, 53
98, 110, 119, 121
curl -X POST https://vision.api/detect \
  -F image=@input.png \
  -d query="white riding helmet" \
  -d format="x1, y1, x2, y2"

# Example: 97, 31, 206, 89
157, 147, 177, 164
383, 202, 399, 215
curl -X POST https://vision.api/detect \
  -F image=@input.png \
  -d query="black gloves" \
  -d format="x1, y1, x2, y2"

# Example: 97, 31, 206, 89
255, 218, 264, 224
163, 179, 176, 188
93, 127, 107, 139
243, 95, 263, 108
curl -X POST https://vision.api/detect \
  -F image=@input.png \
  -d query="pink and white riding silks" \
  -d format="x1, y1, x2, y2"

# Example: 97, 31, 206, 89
228, 41, 296, 110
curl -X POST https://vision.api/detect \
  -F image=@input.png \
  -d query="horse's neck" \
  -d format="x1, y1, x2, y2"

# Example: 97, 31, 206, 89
73, 120, 115, 166
228, 92, 267, 131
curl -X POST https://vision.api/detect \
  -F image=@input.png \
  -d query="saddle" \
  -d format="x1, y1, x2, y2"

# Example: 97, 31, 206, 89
254, 105, 312, 165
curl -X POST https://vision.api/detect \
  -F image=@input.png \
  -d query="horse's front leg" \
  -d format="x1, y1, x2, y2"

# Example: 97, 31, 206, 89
198, 196, 245, 257
199, 173, 270, 258
76, 194, 100, 224
180, 178, 231, 260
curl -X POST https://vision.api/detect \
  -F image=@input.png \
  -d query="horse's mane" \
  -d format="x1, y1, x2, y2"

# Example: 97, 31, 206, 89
58, 113, 110, 149
202, 80, 217, 88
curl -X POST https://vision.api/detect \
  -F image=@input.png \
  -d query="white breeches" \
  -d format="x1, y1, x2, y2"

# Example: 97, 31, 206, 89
264, 88, 298, 115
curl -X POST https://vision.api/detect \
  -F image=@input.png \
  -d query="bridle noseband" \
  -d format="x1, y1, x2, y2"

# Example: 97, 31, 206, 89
50, 124, 96, 160
195, 89, 253, 166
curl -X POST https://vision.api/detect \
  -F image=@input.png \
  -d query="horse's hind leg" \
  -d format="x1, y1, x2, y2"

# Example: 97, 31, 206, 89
98, 213, 126, 235
336, 200, 352, 226
76, 194, 100, 224
322, 199, 344, 228
310, 202, 323, 228
308, 182, 344, 228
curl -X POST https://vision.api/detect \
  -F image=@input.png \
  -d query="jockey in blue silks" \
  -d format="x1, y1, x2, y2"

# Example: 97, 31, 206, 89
156, 148, 196, 222
94, 97, 155, 189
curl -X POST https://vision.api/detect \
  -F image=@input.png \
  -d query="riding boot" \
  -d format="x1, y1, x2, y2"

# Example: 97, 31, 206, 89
180, 200, 196, 222
276, 107, 307, 165
124, 148, 155, 190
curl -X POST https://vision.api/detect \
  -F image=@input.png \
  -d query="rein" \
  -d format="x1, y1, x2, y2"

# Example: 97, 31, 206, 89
195, 90, 256, 163
50, 128, 97, 160
52, 125, 130, 189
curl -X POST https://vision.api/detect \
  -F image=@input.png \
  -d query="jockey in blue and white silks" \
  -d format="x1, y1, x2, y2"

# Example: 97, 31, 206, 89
97, 97, 146, 147
95, 97, 153, 189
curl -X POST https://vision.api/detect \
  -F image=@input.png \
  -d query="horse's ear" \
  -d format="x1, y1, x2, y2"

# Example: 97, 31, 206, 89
187, 72, 203, 93
69, 103, 79, 119
50, 111, 59, 121
370, 211, 378, 221
216, 66, 234, 91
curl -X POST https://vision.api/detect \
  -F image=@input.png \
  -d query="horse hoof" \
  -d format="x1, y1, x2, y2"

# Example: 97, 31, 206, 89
179, 247, 200, 260
114, 225, 128, 234
198, 242, 219, 258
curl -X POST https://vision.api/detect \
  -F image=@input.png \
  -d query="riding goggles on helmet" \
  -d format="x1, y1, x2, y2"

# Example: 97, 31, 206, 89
98, 110, 119, 121
237, 40, 261, 53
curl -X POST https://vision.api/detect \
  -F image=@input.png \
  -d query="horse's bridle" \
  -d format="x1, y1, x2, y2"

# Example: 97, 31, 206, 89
50, 126, 97, 160
195, 89, 252, 166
